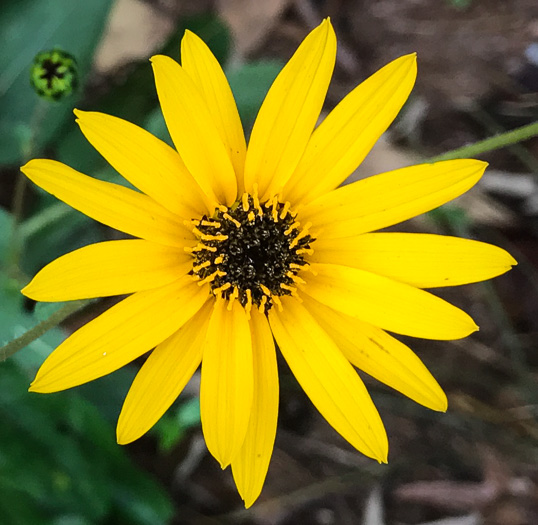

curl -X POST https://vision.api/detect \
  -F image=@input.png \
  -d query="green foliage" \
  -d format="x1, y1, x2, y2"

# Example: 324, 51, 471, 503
0, 0, 112, 165
228, 60, 284, 131
21, 196, 102, 277
0, 204, 173, 524
0, 360, 173, 525
428, 205, 472, 236
0, 207, 66, 369
152, 397, 201, 453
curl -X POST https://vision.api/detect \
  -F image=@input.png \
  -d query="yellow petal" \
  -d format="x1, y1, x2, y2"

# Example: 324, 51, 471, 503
29, 276, 208, 393
304, 295, 447, 411
232, 310, 278, 508
75, 110, 211, 218
22, 240, 191, 302
21, 159, 191, 247
181, 30, 246, 190
300, 159, 487, 238
117, 301, 212, 445
200, 299, 253, 468
311, 233, 517, 288
151, 55, 237, 205
283, 54, 417, 205
304, 263, 478, 340
269, 297, 387, 462
244, 19, 336, 200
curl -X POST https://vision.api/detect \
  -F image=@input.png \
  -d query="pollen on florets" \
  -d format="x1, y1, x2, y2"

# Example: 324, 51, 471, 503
187, 192, 314, 316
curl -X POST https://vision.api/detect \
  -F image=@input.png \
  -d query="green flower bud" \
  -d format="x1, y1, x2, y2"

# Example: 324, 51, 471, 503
30, 49, 79, 101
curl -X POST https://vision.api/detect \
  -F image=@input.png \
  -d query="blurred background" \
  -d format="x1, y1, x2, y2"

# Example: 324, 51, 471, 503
1, 0, 537, 524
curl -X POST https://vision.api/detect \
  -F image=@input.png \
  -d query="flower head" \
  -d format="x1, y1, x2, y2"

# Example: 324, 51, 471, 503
21, 20, 515, 507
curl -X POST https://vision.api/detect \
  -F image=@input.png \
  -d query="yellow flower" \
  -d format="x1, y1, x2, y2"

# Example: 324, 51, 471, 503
21, 19, 515, 507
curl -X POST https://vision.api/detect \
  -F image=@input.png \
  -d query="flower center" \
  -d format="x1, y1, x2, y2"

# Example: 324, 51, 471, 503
188, 193, 314, 315
40, 58, 65, 88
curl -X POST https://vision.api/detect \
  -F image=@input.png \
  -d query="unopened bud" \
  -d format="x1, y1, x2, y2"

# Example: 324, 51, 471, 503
30, 49, 78, 101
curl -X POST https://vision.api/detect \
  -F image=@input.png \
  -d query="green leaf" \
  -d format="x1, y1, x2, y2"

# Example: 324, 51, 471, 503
0, 206, 13, 262
52, 517, 92, 525
0, 0, 113, 165
152, 397, 201, 453
77, 367, 136, 425
144, 107, 172, 147
21, 200, 102, 276
0, 359, 173, 524
227, 60, 284, 132
0, 286, 66, 371
0, 206, 68, 368
427, 205, 471, 236
33, 301, 65, 322
178, 396, 201, 429
0, 484, 49, 525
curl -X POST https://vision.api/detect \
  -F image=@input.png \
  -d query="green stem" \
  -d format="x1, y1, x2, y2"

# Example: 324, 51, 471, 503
0, 300, 88, 362
470, 109, 538, 173
19, 202, 73, 241
8, 99, 48, 269
8, 176, 29, 267
428, 120, 538, 162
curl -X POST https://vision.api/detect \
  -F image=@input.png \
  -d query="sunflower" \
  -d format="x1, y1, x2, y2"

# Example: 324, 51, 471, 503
21, 19, 515, 507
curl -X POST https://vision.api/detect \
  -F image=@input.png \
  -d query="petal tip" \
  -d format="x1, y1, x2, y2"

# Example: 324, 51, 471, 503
180, 29, 195, 52
73, 108, 93, 126
20, 285, 47, 302
378, 451, 389, 464
402, 52, 418, 62
371, 433, 389, 464
432, 392, 448, 412
28, 380, 45, 393
29, 372, 58, 393
182, 28, 196, 40
458, 318, 479, 338
464, 159, 488, 175
20, 281, 57, 302
20, 160, 33, 173
150, 55, 180, 76
242, 495, 258, 509
318, 16, 334, 37
20, 158, 51, 175
116, 429, 134, 446
452, 320, 479, 340
149, 54, 166, 65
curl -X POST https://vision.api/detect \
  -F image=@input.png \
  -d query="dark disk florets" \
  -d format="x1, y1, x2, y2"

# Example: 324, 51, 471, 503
189, 194, 314, 313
